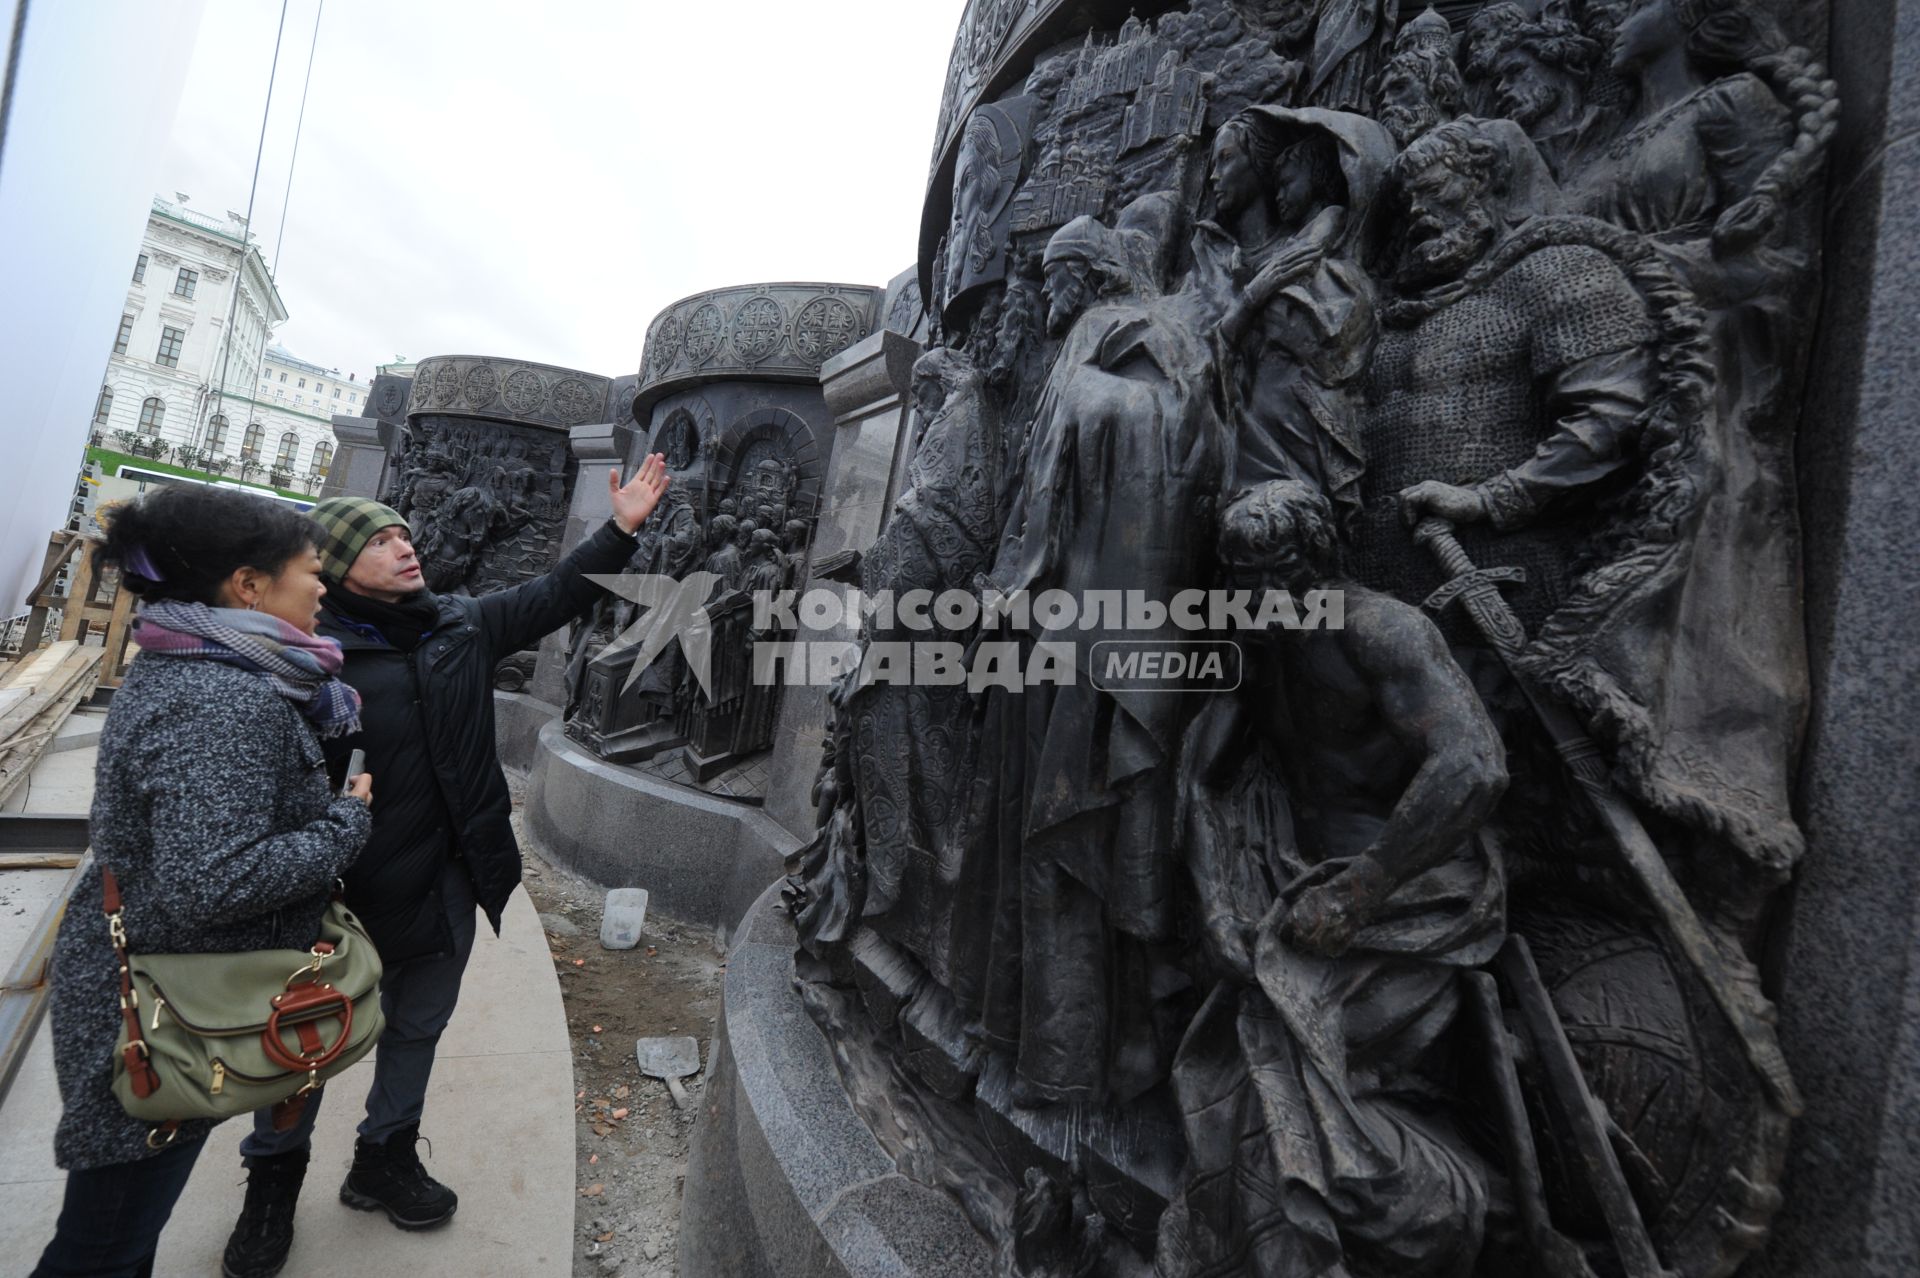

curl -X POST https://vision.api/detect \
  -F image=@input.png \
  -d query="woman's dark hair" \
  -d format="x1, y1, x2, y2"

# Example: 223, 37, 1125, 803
97, 484, 321, 606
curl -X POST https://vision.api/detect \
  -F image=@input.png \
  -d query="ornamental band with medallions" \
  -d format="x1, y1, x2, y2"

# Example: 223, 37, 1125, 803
636, 283, 883, 413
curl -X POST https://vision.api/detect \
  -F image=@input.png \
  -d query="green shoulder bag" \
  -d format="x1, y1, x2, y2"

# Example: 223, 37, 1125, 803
103, 866, 385, 1135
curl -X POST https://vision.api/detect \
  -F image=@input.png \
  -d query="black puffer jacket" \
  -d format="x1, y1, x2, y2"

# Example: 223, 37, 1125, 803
319, 519, 636, 962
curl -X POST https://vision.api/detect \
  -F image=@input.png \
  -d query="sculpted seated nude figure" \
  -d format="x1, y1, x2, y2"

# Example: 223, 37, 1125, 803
1163, 479, 1510, 1278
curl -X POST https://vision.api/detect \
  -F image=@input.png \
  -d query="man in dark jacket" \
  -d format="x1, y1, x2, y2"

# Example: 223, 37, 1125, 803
221, 455, 668, 1277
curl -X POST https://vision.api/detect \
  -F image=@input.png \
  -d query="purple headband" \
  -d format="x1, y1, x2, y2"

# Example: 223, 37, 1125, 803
125, 546, 165, 581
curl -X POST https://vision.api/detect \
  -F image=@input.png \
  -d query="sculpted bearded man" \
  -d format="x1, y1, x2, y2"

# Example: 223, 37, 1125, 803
1359, 115, 1797, 942
971, 194, 1230, 1108
1357, 117, 1654, 647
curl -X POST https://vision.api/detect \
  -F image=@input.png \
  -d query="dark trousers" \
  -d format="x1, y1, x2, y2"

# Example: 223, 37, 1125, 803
32, 1135, 206, 1277
241, 859, 478, 1163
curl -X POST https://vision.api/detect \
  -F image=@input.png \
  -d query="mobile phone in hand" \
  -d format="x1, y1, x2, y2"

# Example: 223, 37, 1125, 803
341, 748, 366, 798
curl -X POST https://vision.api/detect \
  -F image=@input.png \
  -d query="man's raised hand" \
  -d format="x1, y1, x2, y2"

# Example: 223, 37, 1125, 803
610, 452, 671, 534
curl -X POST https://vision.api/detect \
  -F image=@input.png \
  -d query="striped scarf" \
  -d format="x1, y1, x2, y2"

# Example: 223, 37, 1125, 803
132, 600, 363, 739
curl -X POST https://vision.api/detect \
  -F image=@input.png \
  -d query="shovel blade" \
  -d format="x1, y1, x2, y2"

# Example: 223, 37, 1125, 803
634, 1035, 699, 1080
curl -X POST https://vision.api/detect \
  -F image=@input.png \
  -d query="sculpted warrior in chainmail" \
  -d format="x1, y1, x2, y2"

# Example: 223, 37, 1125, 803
1360, 118, 1655, 635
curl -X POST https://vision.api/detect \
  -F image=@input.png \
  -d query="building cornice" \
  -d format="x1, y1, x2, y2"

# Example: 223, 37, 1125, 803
211, 389, 337, 426
148, 209, 288, 325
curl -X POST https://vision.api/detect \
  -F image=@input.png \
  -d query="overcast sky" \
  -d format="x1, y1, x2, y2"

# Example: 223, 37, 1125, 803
158, 0, 965, 381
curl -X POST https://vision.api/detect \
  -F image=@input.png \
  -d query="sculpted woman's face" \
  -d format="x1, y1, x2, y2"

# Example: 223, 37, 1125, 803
1210, 127, 1259, 218
1272, 144, 1321, 227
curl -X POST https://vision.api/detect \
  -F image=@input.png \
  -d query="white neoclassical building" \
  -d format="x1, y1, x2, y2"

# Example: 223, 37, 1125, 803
245, 345, 373, 486
89, 195, 373, 493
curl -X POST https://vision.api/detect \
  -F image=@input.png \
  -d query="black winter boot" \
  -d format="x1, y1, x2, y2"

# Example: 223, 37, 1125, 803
222, 1148, 310, 1278
338, 1124, 458, 1229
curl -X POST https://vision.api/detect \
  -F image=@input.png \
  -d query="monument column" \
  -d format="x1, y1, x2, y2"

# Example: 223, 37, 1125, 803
319, 416, 401, 500
321, 371, 414, 499
759, 324, 921, 838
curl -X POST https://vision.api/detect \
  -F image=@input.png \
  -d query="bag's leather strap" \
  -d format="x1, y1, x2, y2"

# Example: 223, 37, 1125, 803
271, 1095, 309, 1132
100, 867, 162, 1103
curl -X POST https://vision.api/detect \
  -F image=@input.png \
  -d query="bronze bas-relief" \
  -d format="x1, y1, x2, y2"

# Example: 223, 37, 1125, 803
790, 2, 1836, 1274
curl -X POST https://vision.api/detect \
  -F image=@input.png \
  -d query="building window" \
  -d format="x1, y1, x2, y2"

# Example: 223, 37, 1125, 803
241, 421, 264, 459
297, 378, 306, 389
332, 387, 341, 399
138, 397, 165, 433
94, 387, 114, 426
311, 440, 334, 478
173, 267, 198, 299
155, 326, 184, 367
278, 372, 287, 383
274, 390, 285, 400
206, 413, 228, 454
133, 254, 147, 284
113, 314, 133, 355
275, 431, 298, 470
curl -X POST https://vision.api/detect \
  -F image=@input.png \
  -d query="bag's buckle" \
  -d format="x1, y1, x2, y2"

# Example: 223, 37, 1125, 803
286, 941, 337, 988
108, 911, 127, 948
262, 982, 353, 1072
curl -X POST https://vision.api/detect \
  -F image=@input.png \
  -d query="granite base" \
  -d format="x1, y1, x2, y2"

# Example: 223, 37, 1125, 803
521, 718, 798, 930
494, 691, 560, 775
680, 883, 994, 1278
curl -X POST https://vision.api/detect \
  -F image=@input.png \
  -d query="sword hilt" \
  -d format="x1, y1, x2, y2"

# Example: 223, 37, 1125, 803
1413, 516, 1475, 576
1414, 516, 1531, 664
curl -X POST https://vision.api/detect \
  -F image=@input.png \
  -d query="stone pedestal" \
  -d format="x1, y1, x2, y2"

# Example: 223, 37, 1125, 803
494, 691, 559, 775
521, 719, 798, 931
761, 326, 921, 838
321, 416, 399, 499
680, 883, 994, 1278
1757, 4, 1920, 1274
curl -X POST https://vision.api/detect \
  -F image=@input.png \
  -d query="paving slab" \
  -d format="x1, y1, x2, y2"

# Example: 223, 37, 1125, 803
1, 744, 96, 814
0, 742, 577, 1277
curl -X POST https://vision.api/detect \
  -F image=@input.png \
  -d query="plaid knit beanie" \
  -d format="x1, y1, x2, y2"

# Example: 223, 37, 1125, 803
309, 496, 409, 586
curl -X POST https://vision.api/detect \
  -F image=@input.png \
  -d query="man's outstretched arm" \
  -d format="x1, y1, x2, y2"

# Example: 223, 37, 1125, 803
479, 453, 669, 660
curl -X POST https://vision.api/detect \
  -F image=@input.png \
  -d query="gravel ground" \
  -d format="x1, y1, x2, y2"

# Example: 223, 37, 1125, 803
509, 783, 725, 1278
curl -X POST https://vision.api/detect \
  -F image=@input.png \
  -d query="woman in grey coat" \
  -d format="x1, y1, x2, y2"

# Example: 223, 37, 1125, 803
32, 485, 372, 1278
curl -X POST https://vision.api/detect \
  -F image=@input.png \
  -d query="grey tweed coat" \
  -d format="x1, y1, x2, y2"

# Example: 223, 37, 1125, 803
48, 654, 371, 1170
